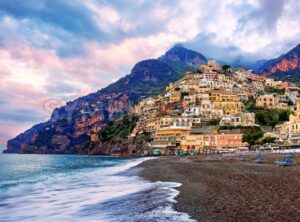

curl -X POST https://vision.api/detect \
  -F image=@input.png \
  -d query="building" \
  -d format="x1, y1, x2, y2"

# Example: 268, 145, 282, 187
179, 134, 215, 151
179, 133, 246, 151
182, 99, 213, 117
133, 97, 156, 115
203, 73, 219, 81
274, 99, 300, 145
252, 81, 265, 92
173, 117, 202, 127
256, 94, 288, 109
219, 113, 255, 127
277, 95, 289, 104
168, 91, 181, 103
265, 78, 284, 88
151, 126, 191, 155
207, 59, 221, 71
210, 94, 244, 115
183, 94, 209, 106
214, 133, 246, 150
285, 87, 299, 104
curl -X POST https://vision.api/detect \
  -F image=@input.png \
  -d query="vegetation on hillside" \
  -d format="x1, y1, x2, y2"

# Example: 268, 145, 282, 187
100, 115, 139, 142
254, 107, 291, 127
206, 119, 221, 125
271, 69, 300, 83
245, 98, 291, 127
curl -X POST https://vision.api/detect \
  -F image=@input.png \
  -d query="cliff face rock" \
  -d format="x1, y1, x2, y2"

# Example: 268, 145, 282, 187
4, 45, 207, 154
268, 57, 299, 74
255, 43, 300, 77
89, 134, 151, 156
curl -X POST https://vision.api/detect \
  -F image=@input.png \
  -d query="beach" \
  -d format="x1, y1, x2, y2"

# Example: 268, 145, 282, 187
138, 153, 300, 222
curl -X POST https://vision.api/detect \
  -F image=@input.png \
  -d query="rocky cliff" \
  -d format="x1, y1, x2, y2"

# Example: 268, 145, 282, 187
255, 43, 300, 80
4, 45, 206, 154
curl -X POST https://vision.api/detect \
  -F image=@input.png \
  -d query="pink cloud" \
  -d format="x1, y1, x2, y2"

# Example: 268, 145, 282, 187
0, 136, 6, 144
0, 121, 34, 143
0, 31, 185, 144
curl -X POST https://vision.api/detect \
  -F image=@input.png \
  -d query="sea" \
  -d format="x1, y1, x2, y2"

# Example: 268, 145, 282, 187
0, 154, 195, 222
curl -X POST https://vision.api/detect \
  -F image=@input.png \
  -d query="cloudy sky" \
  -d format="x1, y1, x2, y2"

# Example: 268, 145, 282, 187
0, 0, 299, 147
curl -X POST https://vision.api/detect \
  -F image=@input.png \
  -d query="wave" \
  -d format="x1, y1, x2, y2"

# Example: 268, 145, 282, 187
0, 156, 195, 222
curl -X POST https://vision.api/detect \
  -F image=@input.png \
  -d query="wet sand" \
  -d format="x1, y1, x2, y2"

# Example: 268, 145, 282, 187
138, 153, 300, 222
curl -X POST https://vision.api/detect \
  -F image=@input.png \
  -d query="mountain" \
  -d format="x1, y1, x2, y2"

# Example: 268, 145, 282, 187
255, 43, 300, 80
160, 44, 207, 69
4, 45, 206, 154
249, 59, 268, 72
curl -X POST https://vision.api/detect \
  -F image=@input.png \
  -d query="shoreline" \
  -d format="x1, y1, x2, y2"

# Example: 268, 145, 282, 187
137, 154, 300, 222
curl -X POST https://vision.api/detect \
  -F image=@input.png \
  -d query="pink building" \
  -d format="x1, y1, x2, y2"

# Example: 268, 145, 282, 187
214, 134, 245, 149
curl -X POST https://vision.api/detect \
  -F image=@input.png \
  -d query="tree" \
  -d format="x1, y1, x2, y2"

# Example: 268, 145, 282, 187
242, 131, 264, 146
260, 136, 276, 144
254, 108, 291, 128
265, 86, 285, 95
207, 119, 220, 125
245, 97, 255, 112
278, 109, 291, 122
222, 64, 231, 70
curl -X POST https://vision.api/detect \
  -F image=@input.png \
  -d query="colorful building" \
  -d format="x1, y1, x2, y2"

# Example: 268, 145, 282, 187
179, 134, 214, 151
219, 113, 255, 127
214, 133, 246, 150
256, 94, 288, 109
210, 94, 244, 115
151, 126, 191, 155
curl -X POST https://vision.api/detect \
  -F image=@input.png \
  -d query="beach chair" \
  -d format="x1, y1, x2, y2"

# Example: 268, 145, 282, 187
253, 154, 265, 163
274, 158, 295, 166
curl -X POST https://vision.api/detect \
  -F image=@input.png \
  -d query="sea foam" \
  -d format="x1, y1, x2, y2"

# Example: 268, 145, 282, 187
0, 156, 195, 222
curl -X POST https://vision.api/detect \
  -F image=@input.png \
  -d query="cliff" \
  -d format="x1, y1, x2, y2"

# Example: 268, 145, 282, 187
255, 43, 300, 81
4, 45, 206, 154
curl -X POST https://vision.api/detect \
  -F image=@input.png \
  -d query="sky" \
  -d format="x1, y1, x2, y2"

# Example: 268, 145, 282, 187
0, 0, 299, 147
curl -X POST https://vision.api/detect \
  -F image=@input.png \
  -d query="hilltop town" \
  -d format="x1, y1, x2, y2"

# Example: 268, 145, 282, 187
5, 44, 300, 156
114, 59, 300, 156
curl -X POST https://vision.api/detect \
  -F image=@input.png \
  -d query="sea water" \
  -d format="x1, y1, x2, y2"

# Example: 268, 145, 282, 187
0, 154, 195, 222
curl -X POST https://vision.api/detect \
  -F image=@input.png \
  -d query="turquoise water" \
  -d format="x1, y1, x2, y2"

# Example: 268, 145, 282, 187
0, 154, 194, 222
0, 155, 128, 192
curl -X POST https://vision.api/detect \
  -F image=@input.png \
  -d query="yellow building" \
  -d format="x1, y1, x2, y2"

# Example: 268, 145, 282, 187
179, 133, 245, 151
143, 117, 175, 132
281, 98, 300, 134
255, 94, 287, 109
290, 98, 300, 123
179, 134, 214, 151
168, 91, 181, 103
166, 82, 175, 92
274, 99, 300, 144
151, 126, 191, 154
200, 64, 212, 73
209, 95, 244, 115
